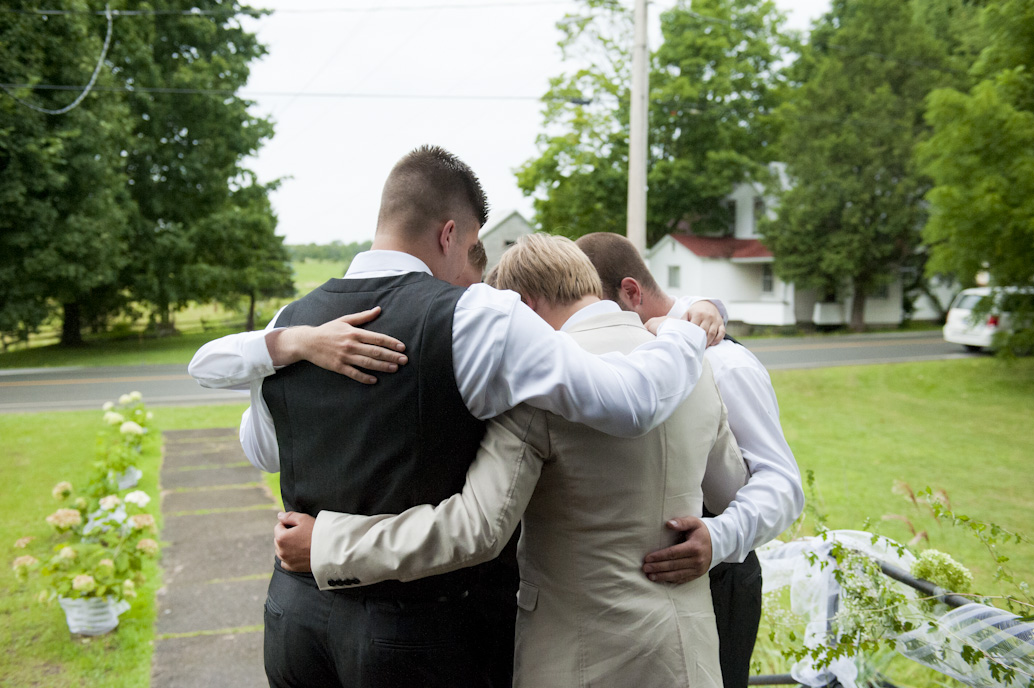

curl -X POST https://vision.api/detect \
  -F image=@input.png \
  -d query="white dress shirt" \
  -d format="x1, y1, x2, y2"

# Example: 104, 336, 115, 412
668, 296, 804, 568
188, 250, 708, 472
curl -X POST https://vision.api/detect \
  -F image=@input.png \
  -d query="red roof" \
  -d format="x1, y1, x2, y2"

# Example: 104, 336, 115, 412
669, 234, 772, 261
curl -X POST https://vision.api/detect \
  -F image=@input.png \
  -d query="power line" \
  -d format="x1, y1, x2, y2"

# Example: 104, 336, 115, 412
0, 82, 544, 101
0, 1, 576, 17
0, 5, 113, 115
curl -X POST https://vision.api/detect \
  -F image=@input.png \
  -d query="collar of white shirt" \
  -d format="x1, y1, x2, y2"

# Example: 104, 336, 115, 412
344, 250, 433, 279
560, 299, 622, 332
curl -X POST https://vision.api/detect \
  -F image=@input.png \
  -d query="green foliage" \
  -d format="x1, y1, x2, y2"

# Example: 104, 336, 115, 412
918, 0, 1034, 352
0, 1, 286, 344
761, 0, 962, 331
516, 0, 794, 243
0, 1, 134, 345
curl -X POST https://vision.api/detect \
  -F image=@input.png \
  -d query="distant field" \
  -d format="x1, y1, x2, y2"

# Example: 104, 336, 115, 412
0, 260, 351, 369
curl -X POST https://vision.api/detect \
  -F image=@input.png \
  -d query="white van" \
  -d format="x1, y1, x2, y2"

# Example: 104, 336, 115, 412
943, 286, 1034, 351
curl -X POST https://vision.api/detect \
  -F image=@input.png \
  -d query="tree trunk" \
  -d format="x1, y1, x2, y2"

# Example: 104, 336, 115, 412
850, 286, 867, 333
61, 302, 83, 346
246, 292, 256, 332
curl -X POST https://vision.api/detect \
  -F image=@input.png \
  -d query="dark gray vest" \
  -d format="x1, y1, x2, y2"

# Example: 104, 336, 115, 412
263, 272, 488, 595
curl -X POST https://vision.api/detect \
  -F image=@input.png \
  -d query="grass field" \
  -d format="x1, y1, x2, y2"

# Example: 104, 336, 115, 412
0, 260, 350, 369
1, 356, 1031, 686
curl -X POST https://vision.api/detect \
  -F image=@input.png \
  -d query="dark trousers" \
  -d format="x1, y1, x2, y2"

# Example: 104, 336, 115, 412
709, 550, 763, 688
264, 568, 496, 688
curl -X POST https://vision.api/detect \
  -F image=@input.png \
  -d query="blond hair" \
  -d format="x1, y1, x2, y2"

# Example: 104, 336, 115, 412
494, 233, 603, 306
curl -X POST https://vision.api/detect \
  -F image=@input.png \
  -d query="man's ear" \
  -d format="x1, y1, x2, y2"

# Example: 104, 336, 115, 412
438, 220, 457, 254
619, 277, 642, 308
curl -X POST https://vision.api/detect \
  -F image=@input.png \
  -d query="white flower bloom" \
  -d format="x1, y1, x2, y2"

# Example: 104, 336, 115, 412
58, 546, 78, 560
46, 509, 83, 530
146, 411, 154, 420
124, 490, 151, 508
102, 401, 114, 411
72, 574, 96, 593
12, 555, 38, 570
118, 394, 132, 405
129, 391, 142, 402
99, 495, 121, 511
120, 421, 144, 436
104, 411, 125, 426
52, 481, 73, 500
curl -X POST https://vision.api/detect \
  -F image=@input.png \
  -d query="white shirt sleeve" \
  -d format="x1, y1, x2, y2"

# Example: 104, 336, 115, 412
186, 307, 287, 472
453, 285, 708, 437
701, 361, 804, 567
186, 306, 287, 389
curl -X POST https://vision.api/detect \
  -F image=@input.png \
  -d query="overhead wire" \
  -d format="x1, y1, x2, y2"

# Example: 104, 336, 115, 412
0, 4, 114, 115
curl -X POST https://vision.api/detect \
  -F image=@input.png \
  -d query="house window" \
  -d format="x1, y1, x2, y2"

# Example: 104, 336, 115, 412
726, 200, 737, 235
668, 265, 681, 289
761, 264, 774, 294
870, 283, 889, 299
753, 199, 766, 236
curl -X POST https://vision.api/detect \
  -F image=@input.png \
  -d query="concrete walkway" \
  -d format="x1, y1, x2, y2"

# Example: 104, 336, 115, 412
152, 428, 277, 688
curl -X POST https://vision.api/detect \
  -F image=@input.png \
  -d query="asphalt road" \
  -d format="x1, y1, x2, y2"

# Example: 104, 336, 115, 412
0, 330, 976, 413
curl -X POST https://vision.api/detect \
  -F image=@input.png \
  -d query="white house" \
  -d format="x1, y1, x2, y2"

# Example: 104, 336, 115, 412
477, 192, 953, 329
479, 210, 535, 270
647, 167, 952, 328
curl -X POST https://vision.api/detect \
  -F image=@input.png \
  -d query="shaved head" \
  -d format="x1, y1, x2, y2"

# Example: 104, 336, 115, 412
377, 145, 489, 240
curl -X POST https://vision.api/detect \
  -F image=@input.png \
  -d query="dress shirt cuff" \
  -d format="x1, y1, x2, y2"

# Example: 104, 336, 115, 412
249, 329, 281, 373
701, 516, 739, 570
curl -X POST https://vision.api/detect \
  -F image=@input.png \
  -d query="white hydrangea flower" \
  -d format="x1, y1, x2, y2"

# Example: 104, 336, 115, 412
118, 393, 132, 405
129, 391, 142, 402
124, 490, 151, 508
52, 481, 73, 500
72, 574, 96, 593
102, 401, 114, 411
99, 495, 121, 511
58, 546, 78, 560
120, 421, 144, 436
104, 411, 124, 426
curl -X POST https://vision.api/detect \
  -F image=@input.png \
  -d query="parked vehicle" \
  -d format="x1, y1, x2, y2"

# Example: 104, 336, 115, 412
943, 287, 1034, 352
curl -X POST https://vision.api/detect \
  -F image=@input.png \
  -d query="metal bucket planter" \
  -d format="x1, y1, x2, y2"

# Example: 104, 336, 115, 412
58, 596, 131, 636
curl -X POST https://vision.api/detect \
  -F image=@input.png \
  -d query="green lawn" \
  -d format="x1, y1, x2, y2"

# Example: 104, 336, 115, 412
0, 403, 247, 688
753, 357, 1034, 684
2, 359, 1032, 686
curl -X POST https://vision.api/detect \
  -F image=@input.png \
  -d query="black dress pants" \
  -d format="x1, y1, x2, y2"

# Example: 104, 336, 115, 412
263, 568, 494, 688
709, 550, 763, 688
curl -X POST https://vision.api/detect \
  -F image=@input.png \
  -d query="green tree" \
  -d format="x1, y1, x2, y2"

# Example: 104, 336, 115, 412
516, 0, 794, 244
919, 0, 1034, 351
189, 177, 293, 331
110, 0, 276, 333
0, 2, 133, 346
761, 0, 958, 331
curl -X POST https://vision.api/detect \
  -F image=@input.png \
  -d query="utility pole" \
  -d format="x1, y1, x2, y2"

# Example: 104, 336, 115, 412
626, 0, 649, 254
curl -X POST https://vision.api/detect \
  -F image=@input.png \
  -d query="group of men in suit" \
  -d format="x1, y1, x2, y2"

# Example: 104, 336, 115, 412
189, 145, 803, 688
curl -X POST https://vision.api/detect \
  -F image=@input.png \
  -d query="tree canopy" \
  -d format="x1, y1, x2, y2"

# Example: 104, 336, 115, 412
517, 0, 795, 245
918, 0, 1034, 350
0, 1, 288, 344
759, 0, 962, 331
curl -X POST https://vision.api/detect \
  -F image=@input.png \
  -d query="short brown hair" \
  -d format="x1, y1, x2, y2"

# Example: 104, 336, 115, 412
468, 240, 487, 274
575, 232, 661, 302
493, 233, 602, 306
377, 145, 489, 238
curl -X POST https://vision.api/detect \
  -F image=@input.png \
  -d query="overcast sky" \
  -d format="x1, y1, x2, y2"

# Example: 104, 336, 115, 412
241, 0, 832, 246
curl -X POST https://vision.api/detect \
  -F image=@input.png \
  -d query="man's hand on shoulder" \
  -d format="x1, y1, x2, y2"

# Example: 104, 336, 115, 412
267, 306, 409, 384
684, 301, 726, 347
274, 511, 315, 572
642, 516, 713, 584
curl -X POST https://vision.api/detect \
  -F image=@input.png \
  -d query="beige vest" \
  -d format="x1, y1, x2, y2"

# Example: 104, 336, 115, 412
512, 311, 748, 688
